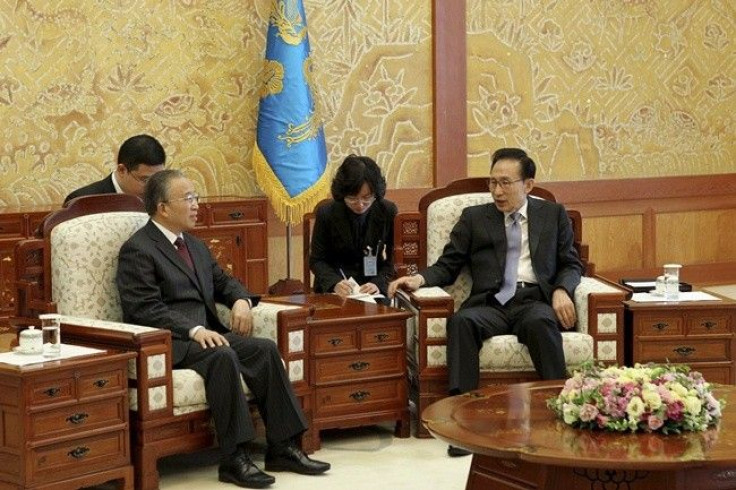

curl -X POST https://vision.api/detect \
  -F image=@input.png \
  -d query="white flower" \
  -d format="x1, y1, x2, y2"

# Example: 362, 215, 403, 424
563, 403, 580, 424
626, 396, 646, 419
684, 396, 702, 415
641, 384, 662, 410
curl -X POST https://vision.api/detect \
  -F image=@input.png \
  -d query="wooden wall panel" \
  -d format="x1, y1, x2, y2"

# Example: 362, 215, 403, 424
657, 210, 736, 266
584, 216, 643, 272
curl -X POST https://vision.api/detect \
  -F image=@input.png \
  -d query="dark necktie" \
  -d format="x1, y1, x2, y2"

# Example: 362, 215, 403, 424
174, 237, 194, 270
495, 212, 521, 305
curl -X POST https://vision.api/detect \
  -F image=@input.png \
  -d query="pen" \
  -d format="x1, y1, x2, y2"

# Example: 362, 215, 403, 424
376, 240, 383, 258
339, 268, 347, 280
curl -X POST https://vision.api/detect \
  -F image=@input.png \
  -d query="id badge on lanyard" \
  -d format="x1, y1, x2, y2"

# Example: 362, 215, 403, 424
363, 241, 381, 277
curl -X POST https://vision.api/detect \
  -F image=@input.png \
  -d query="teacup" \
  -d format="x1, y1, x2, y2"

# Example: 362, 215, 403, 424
18, 326, 43, 354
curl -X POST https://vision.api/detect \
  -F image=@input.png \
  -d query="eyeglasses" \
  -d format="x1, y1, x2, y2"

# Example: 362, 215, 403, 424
166, 194, 200, 205
344, 195, 376, 206
488, 178, 523, 191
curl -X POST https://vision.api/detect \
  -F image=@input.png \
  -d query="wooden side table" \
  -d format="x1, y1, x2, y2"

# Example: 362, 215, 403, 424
624, 293, 736, 383
272, 294, 412, 450
0, 347, 135, 489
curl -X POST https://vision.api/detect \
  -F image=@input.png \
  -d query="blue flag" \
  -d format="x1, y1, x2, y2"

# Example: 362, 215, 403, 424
253, 0, 328, 225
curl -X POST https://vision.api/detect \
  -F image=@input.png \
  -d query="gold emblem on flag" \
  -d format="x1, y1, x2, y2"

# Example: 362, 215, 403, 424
271, 0, 306, 46
258, 59, 284, 98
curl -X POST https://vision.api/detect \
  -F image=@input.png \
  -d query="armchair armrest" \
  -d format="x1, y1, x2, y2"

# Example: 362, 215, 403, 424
574, 275, 628, 365
58, 315, 175, 421
395, 287, 454, 373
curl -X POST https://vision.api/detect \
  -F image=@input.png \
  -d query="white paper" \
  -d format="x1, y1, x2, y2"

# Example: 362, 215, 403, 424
347, 293, 386, 304
630, 291, 722, 303
0, 344, 105, 367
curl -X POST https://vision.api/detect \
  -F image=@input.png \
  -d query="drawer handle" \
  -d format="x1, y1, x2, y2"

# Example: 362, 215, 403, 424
66, 412, 89, 425
328, 338, 343, 346
229, 211, 244, 220
349, 361, 370, 371
702, 321, 717, 330
652, 322, 669, 331
68, 446, 90, 459
93, 379, 109, 388
349, 390, 371, 402
673, 346, 696, 357
43, 387, 61, 397
374, 333, 390, 342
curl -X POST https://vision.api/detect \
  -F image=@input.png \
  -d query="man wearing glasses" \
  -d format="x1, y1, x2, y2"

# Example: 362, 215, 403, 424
388, 148, 582, 456
117, 169, 329, 488
63, 134, 166, 204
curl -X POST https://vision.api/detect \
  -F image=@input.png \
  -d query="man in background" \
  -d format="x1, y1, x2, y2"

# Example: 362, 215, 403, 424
64, 134, 165, 204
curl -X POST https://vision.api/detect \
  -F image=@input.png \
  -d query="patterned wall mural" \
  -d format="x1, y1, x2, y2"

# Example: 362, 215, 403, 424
0, 0, 432, 207
1, 1, 732, 209
467, 0, 735, 180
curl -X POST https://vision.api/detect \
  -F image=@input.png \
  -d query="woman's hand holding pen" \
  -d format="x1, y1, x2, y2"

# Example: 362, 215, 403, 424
334, 279, 354, 297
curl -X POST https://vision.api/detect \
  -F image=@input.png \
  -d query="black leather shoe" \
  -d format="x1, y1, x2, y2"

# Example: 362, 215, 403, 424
218, 451, 275, 488
447, 445, 471, 457
265, 444, 330, 475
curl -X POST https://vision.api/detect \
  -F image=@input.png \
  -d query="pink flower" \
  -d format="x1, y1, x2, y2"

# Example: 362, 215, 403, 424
666, 400, 685, 421
579, 403, 599, 422
647, 415, 664, 431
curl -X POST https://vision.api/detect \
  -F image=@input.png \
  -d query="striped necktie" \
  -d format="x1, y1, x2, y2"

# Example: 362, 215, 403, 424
174, 237, 194, 270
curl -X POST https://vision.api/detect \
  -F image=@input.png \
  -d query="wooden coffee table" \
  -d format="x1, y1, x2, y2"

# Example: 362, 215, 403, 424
271, 294, 412, 450
423, 381, 736, 490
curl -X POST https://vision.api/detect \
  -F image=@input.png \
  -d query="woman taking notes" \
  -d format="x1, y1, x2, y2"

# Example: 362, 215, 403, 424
309, 155, 397, 300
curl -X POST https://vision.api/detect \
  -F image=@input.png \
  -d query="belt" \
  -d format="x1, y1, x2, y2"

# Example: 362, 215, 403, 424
516, 281, 537, 288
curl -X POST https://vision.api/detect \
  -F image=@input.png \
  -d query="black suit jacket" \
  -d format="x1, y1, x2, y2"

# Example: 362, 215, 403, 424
64, 174, 116, 204
309, 198, 397, 295
421, 197, 582, 308
116, 220, 260, 364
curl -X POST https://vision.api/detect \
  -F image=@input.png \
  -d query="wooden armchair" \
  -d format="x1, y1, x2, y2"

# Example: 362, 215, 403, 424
393, 178, 627, 437
14, 194, 314, 489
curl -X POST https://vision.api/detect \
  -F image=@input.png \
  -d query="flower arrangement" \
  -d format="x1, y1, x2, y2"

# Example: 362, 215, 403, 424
547, 362, 724, 434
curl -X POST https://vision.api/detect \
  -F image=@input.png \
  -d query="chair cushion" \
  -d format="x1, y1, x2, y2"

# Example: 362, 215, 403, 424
50, 211, 149, 321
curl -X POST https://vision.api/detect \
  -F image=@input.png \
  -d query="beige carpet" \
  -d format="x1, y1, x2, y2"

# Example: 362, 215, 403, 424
154, 423, 471, 490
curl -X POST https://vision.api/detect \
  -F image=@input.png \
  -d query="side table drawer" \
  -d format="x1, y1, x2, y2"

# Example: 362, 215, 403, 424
32, 397, 127, 439
0, 215, 24, 238
633, 315, 684, 336
29, 377, 75, 406
313, 329, 358, 354
314, 349, 404, 384
314, 378, 405, 418
637, 339, 730, 363
30, 429, 128, 484
78, 368, 127, 398
210, 204, 263, 224
361, 324, 403, 349
687, 312, 733, 335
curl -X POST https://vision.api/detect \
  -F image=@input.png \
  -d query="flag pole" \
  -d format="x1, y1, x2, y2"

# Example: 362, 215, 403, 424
285, 208, 293, 278
268, 206, 306, 296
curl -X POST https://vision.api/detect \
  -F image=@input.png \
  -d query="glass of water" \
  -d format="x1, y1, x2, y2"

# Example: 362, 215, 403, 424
39, 313, 61, 358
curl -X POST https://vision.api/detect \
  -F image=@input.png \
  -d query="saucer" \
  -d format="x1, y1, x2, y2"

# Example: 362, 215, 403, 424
12, 346, 42, 355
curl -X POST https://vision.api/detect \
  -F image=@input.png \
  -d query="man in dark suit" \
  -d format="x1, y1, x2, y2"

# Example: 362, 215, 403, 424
388, 148, 582, 455
116, 169, 329, 488
64, 134, 166, 204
